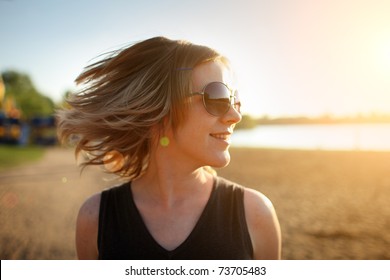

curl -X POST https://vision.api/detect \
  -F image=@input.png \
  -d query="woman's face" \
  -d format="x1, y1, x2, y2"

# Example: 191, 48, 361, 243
167, 60, 242, 169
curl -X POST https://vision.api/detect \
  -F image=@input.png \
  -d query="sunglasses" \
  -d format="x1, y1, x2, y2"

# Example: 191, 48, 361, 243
189, 82, 241, 116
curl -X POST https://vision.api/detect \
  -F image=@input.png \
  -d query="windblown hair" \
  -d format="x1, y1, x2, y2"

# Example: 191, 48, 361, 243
57, 36, 228, 179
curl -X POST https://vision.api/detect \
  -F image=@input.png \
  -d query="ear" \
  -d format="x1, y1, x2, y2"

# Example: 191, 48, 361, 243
150, 115, 173, 145
160, 115, 173, 135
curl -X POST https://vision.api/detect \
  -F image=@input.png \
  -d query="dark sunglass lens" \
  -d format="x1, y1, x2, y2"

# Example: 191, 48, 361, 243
203, 82, 230, 116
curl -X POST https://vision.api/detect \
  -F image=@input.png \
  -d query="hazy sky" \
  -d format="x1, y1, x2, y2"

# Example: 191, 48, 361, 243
1, 0, 390, 117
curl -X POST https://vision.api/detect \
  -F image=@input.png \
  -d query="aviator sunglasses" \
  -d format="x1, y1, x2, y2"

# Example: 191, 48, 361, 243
189, 81, 241, 116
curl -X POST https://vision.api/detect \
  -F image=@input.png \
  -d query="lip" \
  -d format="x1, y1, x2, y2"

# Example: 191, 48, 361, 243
209, 131, 232, 145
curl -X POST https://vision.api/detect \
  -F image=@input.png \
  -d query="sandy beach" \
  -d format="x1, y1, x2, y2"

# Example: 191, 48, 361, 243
1, 147, 389, 259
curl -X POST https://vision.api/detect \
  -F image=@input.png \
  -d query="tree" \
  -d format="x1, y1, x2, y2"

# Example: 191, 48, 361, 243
1, 70, 55, 119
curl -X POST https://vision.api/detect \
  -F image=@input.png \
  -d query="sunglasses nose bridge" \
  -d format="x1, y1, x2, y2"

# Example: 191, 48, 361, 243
231, 94, 241, 114
230, 92, 237, 103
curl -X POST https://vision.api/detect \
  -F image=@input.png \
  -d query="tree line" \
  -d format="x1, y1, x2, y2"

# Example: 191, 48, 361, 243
0, 70, 56, 119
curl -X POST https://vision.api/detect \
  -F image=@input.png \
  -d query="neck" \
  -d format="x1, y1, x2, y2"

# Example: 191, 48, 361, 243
132, 145, 214, 208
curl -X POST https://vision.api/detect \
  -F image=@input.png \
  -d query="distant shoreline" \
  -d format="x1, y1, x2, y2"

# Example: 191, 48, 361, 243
237, 114, 390, 129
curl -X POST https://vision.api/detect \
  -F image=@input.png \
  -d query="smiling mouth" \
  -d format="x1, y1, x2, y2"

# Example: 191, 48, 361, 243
210, 133, 231, 142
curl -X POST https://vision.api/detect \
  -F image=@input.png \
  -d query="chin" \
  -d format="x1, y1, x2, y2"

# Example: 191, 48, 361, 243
209, 152, 231, 168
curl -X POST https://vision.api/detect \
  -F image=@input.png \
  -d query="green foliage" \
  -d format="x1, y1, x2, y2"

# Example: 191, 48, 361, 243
57, 90, 73, 109
1, 70, 55, 119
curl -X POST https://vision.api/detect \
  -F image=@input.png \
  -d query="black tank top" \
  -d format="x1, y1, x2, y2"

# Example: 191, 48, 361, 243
98, 176, 253, 259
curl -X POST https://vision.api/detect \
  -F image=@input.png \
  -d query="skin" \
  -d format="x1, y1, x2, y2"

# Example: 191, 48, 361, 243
75, 60, 281, 259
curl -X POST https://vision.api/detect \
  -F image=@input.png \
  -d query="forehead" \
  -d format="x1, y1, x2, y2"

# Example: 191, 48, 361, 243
191, 60, 235, 91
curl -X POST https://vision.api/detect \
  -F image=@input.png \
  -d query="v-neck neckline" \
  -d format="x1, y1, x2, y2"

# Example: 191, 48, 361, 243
125, 177, 218, 257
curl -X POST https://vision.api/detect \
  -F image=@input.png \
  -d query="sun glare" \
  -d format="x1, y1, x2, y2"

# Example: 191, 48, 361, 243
379, 39, 390, 70
385, 48, 390, 66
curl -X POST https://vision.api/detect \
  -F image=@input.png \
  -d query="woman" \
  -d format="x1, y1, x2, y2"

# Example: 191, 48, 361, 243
57, 36, 281, 260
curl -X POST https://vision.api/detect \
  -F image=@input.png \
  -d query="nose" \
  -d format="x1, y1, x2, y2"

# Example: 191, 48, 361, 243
222, 103, 242, 125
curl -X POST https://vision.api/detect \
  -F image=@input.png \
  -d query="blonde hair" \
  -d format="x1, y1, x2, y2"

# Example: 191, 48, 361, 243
57, 36, 228, 179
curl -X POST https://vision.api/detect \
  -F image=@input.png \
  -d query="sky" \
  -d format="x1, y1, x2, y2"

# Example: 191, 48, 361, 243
1, 0, 390, 117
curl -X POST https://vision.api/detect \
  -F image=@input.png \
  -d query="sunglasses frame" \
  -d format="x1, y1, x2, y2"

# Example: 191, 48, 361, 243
189, 81, 241, 116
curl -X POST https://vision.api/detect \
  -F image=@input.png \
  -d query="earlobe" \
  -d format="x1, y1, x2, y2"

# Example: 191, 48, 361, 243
151, 117, 173, 148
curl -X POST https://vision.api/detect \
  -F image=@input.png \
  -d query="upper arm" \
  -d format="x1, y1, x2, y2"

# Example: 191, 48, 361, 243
244, 188, 282, 260
75, 193, 101, 260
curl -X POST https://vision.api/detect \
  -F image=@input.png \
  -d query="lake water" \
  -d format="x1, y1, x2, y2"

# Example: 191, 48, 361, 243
231, 124, 390, 151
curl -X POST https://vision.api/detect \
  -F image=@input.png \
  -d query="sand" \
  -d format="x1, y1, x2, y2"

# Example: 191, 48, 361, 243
1, 147, 389, 259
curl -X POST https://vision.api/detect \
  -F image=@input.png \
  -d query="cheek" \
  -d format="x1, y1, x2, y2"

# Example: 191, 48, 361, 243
180, 107, 211, 141
177, 122, 209, 145
174, 121, 209, 153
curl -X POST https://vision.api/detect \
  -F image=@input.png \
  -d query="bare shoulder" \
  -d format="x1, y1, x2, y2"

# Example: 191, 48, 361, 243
243, 188, 282, 259
75, 192, 101, 259
78, 192, 101, 219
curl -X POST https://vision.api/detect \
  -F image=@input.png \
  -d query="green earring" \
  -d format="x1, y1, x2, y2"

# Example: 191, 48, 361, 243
159, 136, 170, 147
